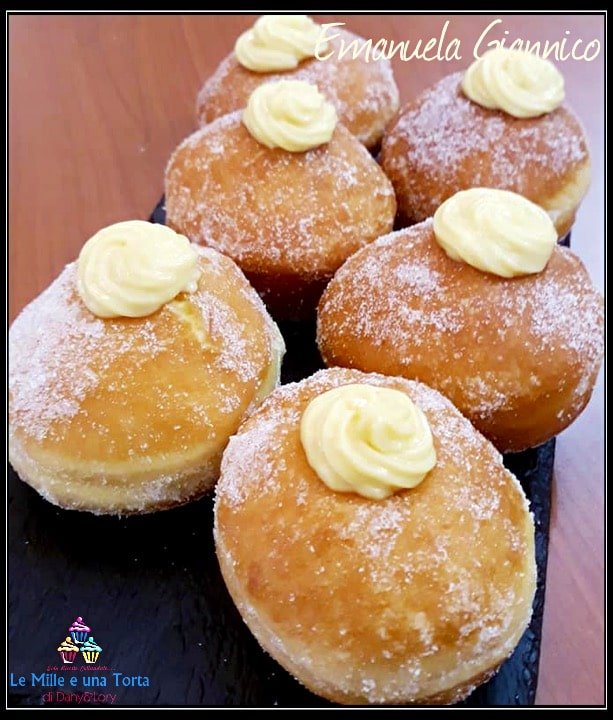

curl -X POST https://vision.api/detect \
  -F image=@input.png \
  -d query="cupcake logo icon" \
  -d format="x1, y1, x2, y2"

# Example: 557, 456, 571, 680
57, 637, 79, 664
57, 616, 103, 665
80, 637, 103, 665
68, 616, 90, 645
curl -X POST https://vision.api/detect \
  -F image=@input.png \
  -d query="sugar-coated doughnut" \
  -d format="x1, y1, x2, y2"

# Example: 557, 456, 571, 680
380, 72, 590, 237
9, 246, 284, 514
165, 112, 396, 320
214, 368, 536, 705
317, 221, 603, 453
197, 28, 399, 151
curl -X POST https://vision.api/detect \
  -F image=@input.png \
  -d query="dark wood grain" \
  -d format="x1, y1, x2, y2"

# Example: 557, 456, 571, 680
8, 13, 604, 706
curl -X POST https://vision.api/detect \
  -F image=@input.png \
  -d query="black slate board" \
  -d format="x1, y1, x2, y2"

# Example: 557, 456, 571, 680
7, 200, 564, 708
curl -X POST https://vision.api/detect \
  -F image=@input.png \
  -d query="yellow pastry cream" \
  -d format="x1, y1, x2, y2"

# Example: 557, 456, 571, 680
77, 221, 200, 318
300, 384, 437, 500
242, 80, 337, 152
433, 188, 557, 278
462, 48, 565, 118
235, 14, 325, 72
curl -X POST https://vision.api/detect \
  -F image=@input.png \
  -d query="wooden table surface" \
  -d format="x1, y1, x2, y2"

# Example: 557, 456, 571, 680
8, 13, 604, 706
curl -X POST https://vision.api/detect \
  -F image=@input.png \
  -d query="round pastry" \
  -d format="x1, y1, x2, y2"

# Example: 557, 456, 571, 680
214, 367, 536, 705
8, 221, 285, 515
317, 191, 604, 453
166, 81, 396, 321
197, 15, 399, 150
380, 48, 591, 237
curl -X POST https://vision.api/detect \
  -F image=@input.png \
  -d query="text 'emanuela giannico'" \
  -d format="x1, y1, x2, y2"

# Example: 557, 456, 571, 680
315, 20, 601, 64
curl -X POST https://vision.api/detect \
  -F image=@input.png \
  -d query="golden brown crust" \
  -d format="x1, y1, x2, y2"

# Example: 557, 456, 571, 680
165, 114, 396, 320
196, 29, 399, 150
317, 222, 603, 453
214, 368, 536, 705
8, 248, 283, 514
380, 72, 591, 237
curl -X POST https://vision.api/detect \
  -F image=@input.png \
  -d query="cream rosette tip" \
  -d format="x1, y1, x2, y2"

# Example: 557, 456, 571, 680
235, 14, 325, 72
433, 188, 557, 278
462, 48, 565, 118
77, 220, 201, 319
300, 384, 437, 500
242, 80, 337, 152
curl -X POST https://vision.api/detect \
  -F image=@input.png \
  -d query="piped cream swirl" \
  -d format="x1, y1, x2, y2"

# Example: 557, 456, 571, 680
77, 221, 200, 318
433, 188, 557, 278
235, 15, 324, 72
243, 80, 337, 152
462, 48, 564, 118
300, 384, 437, 500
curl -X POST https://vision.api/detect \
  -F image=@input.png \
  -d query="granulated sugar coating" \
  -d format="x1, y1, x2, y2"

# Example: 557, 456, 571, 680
164, 112, 396, 319
317, 222, 604, 453
380, 72, 590, 232
214, 368, 536, 705
165, 114, 395, 276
